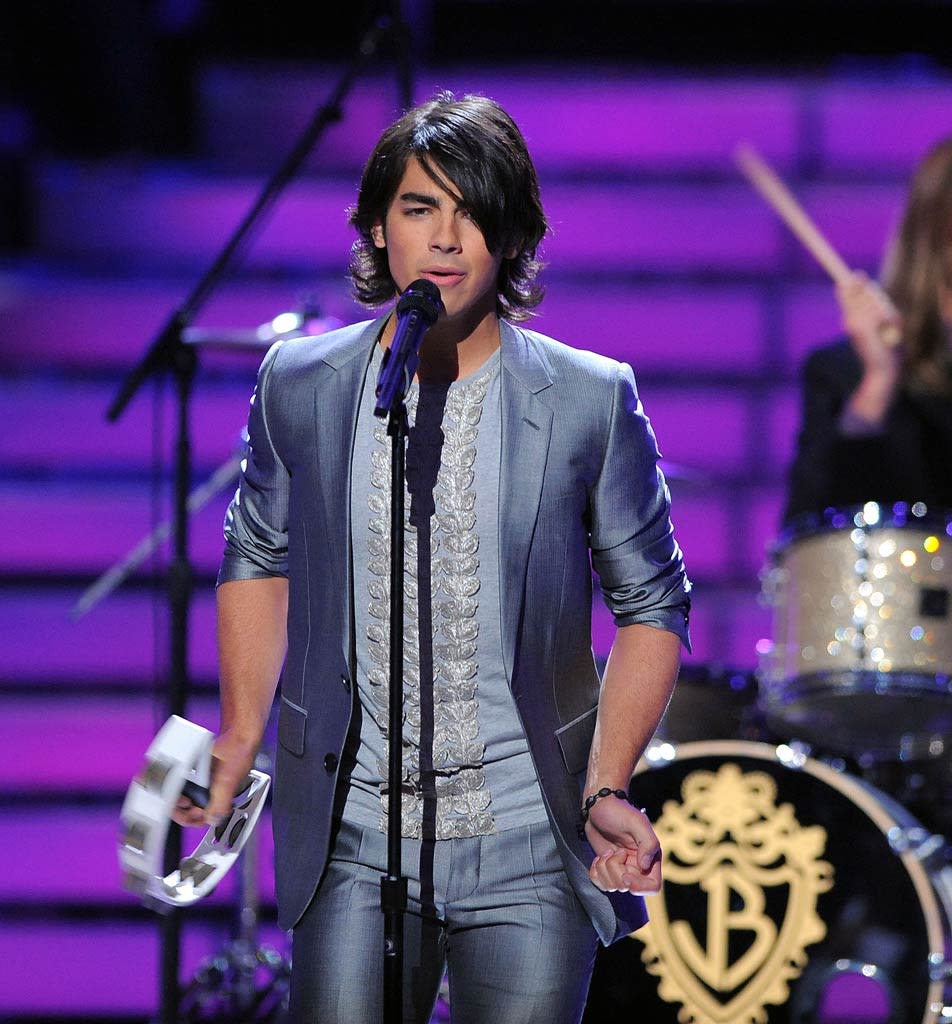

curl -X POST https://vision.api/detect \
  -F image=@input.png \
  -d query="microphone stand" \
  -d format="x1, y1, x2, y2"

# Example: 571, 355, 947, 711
381, 397, 411, 1024
373, 280, 443, 1024
104, 17, 407, 1024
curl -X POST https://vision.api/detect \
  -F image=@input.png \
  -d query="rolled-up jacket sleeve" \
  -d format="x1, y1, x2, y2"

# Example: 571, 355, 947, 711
589, 362, 691, 648
218, 341, 290, 584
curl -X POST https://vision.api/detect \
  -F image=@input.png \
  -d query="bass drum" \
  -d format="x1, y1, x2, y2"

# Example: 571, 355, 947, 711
583, 741, 952, 1024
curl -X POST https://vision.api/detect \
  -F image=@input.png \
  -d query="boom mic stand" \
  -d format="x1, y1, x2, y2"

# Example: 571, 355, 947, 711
104, 15, 413, 1023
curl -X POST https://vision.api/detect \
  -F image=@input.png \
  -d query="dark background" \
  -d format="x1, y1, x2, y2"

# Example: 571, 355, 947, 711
3, 0, 951, 158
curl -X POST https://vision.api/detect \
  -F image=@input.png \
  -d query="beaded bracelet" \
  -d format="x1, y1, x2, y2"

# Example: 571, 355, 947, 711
577, 786, 629, 837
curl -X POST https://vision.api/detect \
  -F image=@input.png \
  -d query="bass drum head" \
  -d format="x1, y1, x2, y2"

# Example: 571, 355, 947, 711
583, 741, 952, 1024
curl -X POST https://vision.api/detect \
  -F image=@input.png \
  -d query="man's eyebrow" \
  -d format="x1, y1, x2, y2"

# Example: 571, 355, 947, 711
398, 191, 441, 207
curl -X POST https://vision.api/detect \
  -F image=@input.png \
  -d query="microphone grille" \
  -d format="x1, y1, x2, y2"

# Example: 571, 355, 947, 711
396, 278, 444, 324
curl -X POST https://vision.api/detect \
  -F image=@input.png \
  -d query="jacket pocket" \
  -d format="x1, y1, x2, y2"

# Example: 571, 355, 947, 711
554, 704, 597, 775
278, 694, 307, 756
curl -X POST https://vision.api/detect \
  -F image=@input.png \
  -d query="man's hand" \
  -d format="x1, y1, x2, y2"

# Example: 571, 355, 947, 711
172, 728, 260, 828
584, 794, 662, 894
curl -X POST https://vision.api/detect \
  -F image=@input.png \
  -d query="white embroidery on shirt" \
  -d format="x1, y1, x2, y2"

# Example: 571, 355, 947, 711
366, 366, 497, 839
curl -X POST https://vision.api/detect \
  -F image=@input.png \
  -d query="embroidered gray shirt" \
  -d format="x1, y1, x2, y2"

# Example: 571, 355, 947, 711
343, 344, 547, 839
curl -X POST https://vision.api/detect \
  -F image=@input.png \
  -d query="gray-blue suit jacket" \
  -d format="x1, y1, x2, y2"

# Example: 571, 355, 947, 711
219, 316, 690, 944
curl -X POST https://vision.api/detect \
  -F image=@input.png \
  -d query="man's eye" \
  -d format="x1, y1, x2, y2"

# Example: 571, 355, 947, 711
405, 207, 429, 216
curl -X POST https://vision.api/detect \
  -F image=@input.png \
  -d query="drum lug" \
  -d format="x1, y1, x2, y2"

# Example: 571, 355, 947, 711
776, 740, 813, 768
758, 565, 787, 607
887, 825, 949, 868
928, 952, 952, 982
644, 738, 678, 765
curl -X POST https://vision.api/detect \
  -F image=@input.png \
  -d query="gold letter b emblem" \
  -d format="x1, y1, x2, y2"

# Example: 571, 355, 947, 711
634, 762, 833, 1024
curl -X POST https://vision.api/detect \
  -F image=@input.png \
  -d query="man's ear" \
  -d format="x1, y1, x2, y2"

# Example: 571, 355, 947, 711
372, 223, 386, 248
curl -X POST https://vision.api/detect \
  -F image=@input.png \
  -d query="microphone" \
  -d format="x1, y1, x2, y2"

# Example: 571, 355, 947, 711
374, 278, 444, 417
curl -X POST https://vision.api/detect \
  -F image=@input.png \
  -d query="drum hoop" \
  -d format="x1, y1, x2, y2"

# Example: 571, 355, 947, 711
636, 739, 946, 1022
760, 670, 952, 698
773, 504, 952, 554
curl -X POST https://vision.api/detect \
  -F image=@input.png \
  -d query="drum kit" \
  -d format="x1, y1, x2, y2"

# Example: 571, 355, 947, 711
592, 147, 951, 1024
584, 501, 952, 1024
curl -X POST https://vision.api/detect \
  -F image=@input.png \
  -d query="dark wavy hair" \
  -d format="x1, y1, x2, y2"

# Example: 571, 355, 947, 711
348, 92, 549, 322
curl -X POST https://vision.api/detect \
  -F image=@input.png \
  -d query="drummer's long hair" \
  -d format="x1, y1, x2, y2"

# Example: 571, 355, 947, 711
881, 135, 952, 393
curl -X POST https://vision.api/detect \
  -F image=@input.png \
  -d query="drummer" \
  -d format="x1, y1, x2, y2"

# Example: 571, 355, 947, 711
783, 136, 952, 525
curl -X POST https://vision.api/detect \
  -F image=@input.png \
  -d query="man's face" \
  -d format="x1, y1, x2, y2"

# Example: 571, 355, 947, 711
372, 158, 507, 326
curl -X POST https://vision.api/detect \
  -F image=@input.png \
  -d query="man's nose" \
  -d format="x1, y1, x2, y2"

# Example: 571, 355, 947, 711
429, 216, 461, 252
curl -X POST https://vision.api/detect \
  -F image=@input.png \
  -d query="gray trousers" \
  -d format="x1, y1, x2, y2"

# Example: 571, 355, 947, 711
288, 818, 599, 1023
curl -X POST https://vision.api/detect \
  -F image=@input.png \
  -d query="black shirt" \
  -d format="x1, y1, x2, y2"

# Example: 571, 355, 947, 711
783, 339, 952, 526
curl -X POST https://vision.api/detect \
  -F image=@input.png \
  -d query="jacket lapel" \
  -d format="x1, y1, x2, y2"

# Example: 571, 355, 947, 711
312, 318, 383, 663
498, 322, 554, 685
315, 318, 555, 683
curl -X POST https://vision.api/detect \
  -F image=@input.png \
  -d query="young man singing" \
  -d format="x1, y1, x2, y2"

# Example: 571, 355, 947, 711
181, 92, 690, 1023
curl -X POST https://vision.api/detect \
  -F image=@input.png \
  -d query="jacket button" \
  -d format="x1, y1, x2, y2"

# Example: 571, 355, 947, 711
323, 753, 338, 773
341, 675, 351, 692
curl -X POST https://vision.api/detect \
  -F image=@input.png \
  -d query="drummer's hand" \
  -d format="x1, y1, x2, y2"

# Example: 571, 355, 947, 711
171, 729, 259, 828
836, 271, 903, 429
585, 795, 662, 894
837, 271, 902, 378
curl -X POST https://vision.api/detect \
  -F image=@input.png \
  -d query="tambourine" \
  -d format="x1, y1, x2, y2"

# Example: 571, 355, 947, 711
118, 715, 270, 909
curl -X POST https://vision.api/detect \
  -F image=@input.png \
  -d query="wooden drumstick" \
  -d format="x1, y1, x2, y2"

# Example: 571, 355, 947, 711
734, 142, 901, 347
